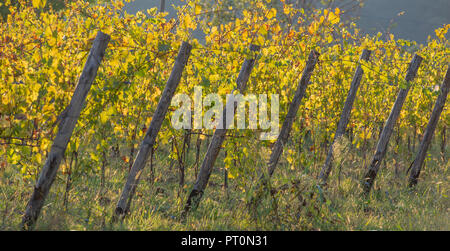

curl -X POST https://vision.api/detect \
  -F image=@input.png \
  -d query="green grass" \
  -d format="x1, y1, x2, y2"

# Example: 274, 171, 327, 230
1, 0, 447, 231
0, 134, 448, 230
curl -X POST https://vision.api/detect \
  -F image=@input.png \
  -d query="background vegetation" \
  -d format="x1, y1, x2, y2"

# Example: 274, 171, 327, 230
0, 0, 448, 230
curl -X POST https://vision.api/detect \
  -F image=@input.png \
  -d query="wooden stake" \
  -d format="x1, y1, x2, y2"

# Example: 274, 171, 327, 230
362, 54, 422, 195
182, 44, 260, 215
114, 41, 192, 220
319, 49, 371, 184
22, 31, 110, 230
250, 50, 319, 208
408, 65, 449, 186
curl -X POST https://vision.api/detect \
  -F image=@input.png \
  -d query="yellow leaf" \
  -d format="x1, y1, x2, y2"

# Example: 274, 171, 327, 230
258, 25, 268, 36
267, 8, 277, 19
32, 0, 46, 9
114, 125, 121, 134
35, 153, 42, 163
146, 32, 154, 44
328, 12, 340, 25
184, 14, 195, 30
335, 8, 341, 15
194, 4, 202, 15
327, 35, 333, 43
283, 6, 291, 15
308, 23, 317, 34
32, 51, 40, 63
210, 74, 220, 82
41, 138, 51, 151
90, 152, 100, 162
32, 0, 40, 8
1, 93, 9, 105
42, 104, 54, 114
100, 111, 108, 124
257, 35, 265, 46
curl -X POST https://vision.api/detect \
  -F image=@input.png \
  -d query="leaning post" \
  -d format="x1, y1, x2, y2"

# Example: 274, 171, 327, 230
408, 65, 450, 186
182, 44, 260, 216
22, 31, 110, 230
362, 54, 423, 195
319, 49, 371, 184
250, 50, 319, 208
114, 42, 192, 220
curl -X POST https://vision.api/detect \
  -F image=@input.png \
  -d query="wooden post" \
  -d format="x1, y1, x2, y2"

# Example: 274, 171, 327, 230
22, 31, 110, 230
362, 54, 422, 195
319, 49, 371, 184
182, 44, 260, 215
114, 42, 192, 220
250, 50, 319, 207
223, 151, 229, 191
441, 126, 446, 162
160, 0, 165, 13
266, 50, 319, 177
194, 133, 201, 178
408, 65, 450, 186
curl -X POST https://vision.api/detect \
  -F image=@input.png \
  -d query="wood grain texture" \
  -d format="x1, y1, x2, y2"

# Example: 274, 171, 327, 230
409, 65, 449, 186
114, 41, 192, 220
183, 44, 260, 215
319, 49, 371, 184
266, 50, 320, 177
249, 50, 319, 209
22, 31, 110, 230
362, 54, 423, 195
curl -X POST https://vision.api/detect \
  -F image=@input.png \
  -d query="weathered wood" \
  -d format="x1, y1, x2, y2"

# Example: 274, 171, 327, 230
114, 41, 192, 220
319, 49, 371, 184
182, 44, 260, 215
362, 54, 423, 195
266, 50, 319, 177
22, 31, 110, 230
250, 50, 319, 207
194, 133, 202, 177
408, 65, 450, 186
441, 126, 446, 162
160, 0, 165, 12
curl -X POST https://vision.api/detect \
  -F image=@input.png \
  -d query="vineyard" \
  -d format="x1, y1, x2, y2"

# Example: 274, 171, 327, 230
0, 0, 449, 230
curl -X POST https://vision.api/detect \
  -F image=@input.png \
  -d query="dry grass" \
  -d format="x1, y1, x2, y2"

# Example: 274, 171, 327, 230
0, 135, 448, 230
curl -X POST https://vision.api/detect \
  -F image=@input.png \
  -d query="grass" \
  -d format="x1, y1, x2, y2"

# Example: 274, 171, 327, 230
0, 132, 448, 231
1, 0, 447, 232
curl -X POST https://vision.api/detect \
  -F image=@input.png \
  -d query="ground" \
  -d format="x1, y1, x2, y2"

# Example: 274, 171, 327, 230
1, 134, 448, 230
